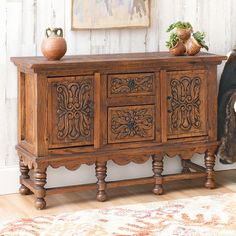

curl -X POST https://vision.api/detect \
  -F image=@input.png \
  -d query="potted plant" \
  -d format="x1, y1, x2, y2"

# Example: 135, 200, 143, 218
166, 21, 193, 41
185, 31, 209, 56
166, 32, 186, 56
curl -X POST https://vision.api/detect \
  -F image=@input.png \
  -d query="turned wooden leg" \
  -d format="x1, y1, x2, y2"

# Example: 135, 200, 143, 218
19, 159, 31, 195
152, 155, 164, 195
95, 161, 107, 202
34, 168, 47, 210
181, 159, 191, 174
204, 150, 216, 189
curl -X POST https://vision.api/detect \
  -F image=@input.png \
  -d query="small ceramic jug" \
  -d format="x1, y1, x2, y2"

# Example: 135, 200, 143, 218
41, 28, 67, 60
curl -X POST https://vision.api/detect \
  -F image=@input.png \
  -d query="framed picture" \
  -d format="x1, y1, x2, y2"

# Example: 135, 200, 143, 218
71, 0, 150, 30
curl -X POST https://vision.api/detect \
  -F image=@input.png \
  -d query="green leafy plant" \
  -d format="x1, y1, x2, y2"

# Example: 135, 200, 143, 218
192, 31, 209, 50
166, 21, 192, 32
166, 32, 180, 49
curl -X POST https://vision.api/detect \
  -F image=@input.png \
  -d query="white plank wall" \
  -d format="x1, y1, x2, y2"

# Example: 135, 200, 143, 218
1, 0, 236, 192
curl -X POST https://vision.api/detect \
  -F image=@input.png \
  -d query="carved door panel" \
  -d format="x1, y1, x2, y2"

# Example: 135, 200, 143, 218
108, 105, 155, 144
48, 76, 94, 148
166, 70, 208, 139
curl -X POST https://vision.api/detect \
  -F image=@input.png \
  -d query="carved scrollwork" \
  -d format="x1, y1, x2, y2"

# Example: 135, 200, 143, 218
169, 76, 201, 132
163, 145, 218, 159
49, 160, 95, 171
112, 156, 150, 166
20, 154, 34, 170
109, 106, 154, 142
110, 74, 154, 95
56, 79, 93, 142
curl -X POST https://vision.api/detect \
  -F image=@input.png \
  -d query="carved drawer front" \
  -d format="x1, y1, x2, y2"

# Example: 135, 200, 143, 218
48, 76, 94, 148
108, 105, 155, 143
108, 73, 155, 97
166, 70, 208, 139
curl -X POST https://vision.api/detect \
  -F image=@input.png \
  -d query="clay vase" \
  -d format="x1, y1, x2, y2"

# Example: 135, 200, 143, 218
176, 28, 192, 42
41, 28, 67, 60
185, 37, 201, 56
169, 41, 186, 56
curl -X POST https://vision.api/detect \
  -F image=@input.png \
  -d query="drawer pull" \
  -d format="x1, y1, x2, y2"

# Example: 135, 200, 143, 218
128, 79, 136, 90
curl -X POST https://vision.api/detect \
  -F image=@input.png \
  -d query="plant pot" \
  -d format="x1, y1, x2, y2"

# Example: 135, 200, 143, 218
41, 28, 67, 60
169, 41, 186, 56
185, 37, 201, 56
176, 28, 192, 41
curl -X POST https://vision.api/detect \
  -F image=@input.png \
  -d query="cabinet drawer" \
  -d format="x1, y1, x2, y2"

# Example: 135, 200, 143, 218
108, 105, 155, 144
108, 73, 155, 97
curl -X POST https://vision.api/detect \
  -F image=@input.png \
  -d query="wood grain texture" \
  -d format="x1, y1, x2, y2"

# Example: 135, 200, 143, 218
12, 52, 225, 209
1, 0, 236, 169
47, 76, 94, 149
166, 70, 208, 139
152, 155, 164, 195
160, 70, 167, 143
0, 170, 235, 223
94, 72, 101, 149
108, 105, 155, 144
107, 72, 155, 97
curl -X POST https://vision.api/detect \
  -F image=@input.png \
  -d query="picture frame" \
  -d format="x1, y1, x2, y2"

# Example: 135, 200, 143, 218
71, 0, 150, 30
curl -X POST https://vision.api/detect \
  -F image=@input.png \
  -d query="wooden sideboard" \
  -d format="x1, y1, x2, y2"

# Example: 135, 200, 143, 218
11, 52, 226, 209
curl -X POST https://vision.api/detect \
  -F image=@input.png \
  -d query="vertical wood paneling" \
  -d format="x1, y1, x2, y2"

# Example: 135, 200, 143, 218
230, 0, 236, 49
157, 0, 178, 51
145, 0, 158, 52
36, 0, 66, 55
21, 0, 37, 56
208, 0, 227, 54
0, 0, 7, 166
65, 0, 92, 55
129, 28, 147, 52
4, 0, 23, 166
0, 0, 7, 101
119, 29, 132, 53
197, 0, 210, 38
108, 29, 121, 53
1, 0, 235, 167
36, 0, 52, 55
182, 0, 198, 29
90, 30, 109, 54
5, 99, 17, 166
6, 0, 22, 99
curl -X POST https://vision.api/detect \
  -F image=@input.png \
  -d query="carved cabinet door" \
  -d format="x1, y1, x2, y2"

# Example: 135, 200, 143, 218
165, 70, 208, 139
48, 76, 94, 148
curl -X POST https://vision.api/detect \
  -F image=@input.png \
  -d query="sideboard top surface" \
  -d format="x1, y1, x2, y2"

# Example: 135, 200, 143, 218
11, 52, 226, 71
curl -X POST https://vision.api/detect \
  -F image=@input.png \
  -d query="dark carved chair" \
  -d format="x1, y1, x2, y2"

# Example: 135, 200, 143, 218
218, 48, 236, 164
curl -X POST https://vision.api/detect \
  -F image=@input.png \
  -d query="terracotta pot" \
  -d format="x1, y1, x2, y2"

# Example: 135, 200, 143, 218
176, 28, 192, 41
169, 41, 186, 56
185, 37, 201, 56
41, 28, 67, 60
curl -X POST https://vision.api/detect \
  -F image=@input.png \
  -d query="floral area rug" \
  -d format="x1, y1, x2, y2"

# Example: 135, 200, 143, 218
1, 193, 236, 236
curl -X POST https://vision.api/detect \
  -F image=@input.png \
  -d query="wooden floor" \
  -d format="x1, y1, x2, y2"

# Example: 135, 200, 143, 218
0, 169, 236, 222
